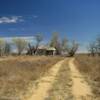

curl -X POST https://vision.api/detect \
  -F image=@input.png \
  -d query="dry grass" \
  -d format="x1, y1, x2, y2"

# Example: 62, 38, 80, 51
0, 56, 63, 100
46, 59, 73, 100
75, 54, 100, 99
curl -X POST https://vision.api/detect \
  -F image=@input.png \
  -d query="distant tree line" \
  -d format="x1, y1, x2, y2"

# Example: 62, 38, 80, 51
49, 32, 78, 56
88, 35, 100, 56
0, 32, 79, 57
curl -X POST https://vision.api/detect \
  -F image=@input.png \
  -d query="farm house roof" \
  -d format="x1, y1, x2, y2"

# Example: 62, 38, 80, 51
38, 45, 56, 51
46, 47, 56, 51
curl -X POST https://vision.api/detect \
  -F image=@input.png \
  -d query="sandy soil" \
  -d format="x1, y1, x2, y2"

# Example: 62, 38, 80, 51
27, 59, 65, 100
69, 58, 94, 100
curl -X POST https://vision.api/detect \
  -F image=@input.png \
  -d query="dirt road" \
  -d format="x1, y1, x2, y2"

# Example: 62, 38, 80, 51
27, 59, 65, 100
27, 58, 94, 100
69, 58, 94, 100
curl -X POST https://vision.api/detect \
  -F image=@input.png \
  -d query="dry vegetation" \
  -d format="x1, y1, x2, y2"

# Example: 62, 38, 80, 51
0, 56, 63, 100
75, 54, 100, 99
46, 59, 73, 100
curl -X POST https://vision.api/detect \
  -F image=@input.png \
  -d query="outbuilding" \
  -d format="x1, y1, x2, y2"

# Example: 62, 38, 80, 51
46, 47, 56, 55
37, 45, 56, 55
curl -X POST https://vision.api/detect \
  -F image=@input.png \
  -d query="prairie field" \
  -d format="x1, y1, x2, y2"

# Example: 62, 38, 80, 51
75, 54, 100, 99
0, 56, 63, 99
0, 55, 100, 100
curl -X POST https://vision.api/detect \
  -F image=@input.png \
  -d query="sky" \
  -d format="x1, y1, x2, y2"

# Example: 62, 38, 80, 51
0, 0, 100, 52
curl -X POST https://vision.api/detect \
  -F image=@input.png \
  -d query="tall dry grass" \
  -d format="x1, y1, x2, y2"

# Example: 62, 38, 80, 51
0, 56, 63, 99
75, 54, 100, 98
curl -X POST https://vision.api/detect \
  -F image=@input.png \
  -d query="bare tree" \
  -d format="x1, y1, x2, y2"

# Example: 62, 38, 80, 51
61, 37, 68, 53
34, 33, 43, 54
88, 42, 96, 56
0, 38, 5, 56
88, 35, 100, 56
96, 36, 100, 56
66, 40, 78, 57
27, 33, 43, 55
49, 32, 61, 55
4, 42, 11, 56
27, 43, 34, 55
13, 38, 28, 55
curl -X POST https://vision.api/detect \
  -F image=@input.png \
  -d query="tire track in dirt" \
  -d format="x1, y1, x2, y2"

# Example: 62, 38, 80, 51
27, 59, 65, 100
69, 58, 94, 100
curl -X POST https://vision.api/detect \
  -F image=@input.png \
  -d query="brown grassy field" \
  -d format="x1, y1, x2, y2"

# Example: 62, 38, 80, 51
0, 56, 63, 100
75, 54, 100, 99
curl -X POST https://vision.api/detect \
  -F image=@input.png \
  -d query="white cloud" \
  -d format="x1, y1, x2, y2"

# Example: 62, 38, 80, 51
3, 36, 35, 43
33, 15, 38, 18
0, 16, 24, 24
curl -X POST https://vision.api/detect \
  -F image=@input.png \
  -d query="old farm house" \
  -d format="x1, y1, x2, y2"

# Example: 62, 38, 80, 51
37, 45, 56, 55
